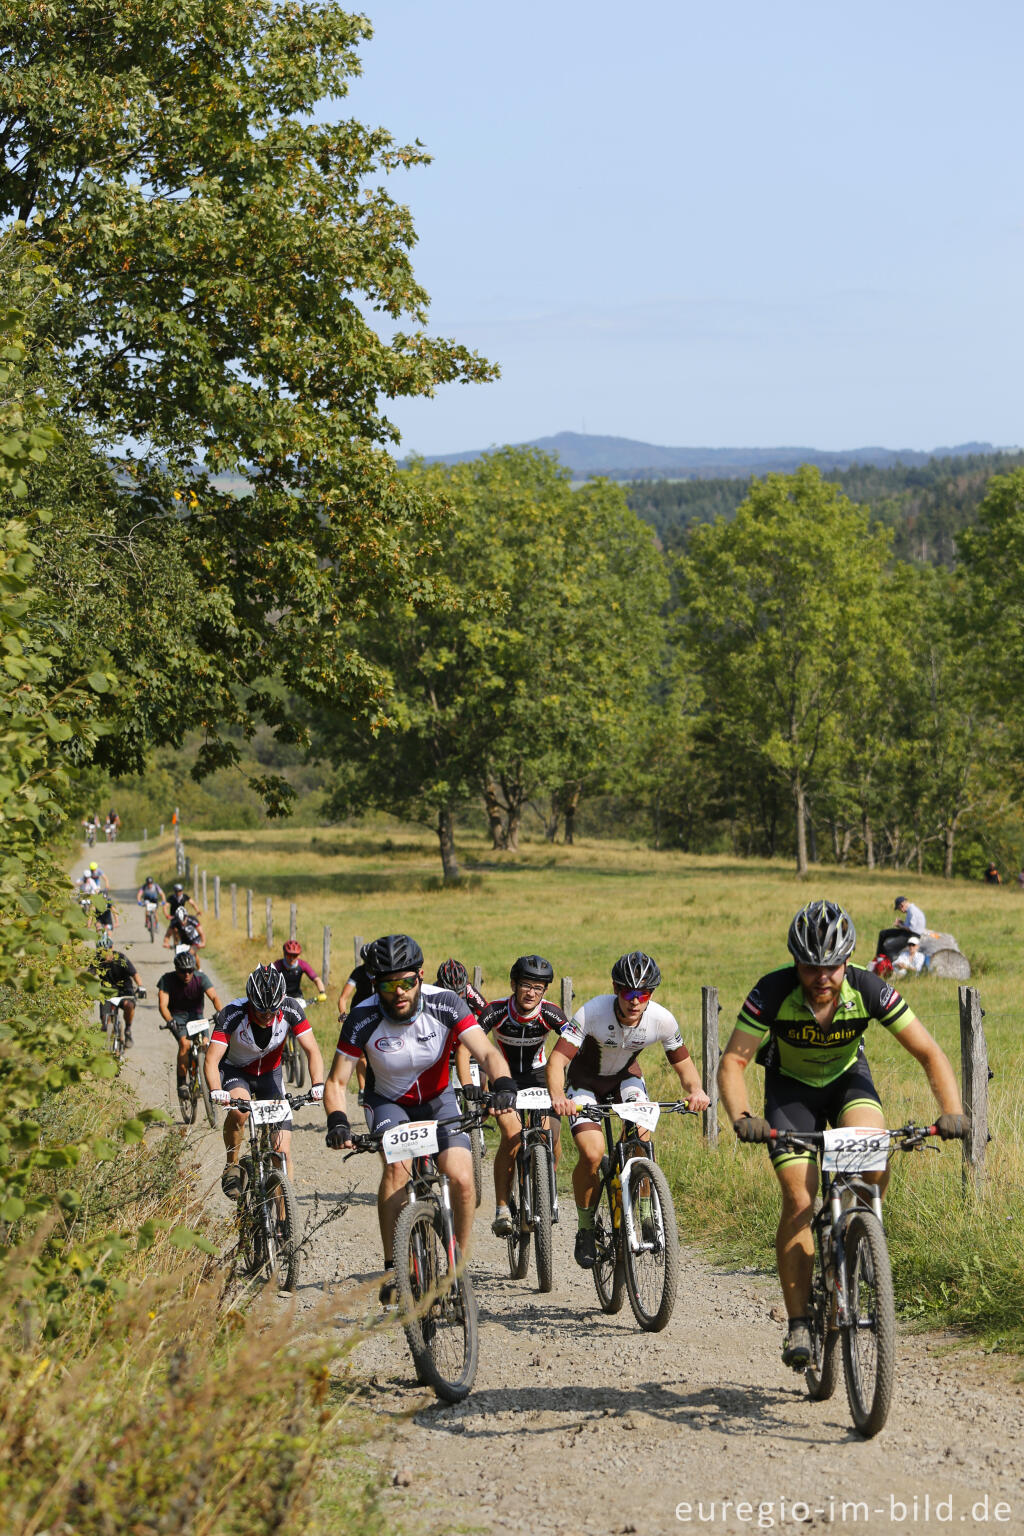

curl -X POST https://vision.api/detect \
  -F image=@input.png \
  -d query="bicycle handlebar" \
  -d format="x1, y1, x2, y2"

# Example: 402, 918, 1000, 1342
769, 1124, 941, 1149
220, 1092, 315, 1113
343, 1103, 492, 1159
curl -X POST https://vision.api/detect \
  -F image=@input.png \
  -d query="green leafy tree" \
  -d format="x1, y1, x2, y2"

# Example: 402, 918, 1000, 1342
678, 467, 891, 875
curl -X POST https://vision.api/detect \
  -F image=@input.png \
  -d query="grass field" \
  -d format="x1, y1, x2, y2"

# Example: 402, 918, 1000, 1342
153, 822, 1024, 1351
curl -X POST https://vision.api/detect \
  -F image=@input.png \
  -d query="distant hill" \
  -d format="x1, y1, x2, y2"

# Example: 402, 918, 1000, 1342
414, 431, 1009, 481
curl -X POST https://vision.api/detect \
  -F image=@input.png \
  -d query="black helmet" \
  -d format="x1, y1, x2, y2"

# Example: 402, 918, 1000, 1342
365, 933, 423, 976
174, 949, 198, 974
787, 900, 856, 966
510, 954, 554, 986
611, 951, 661, 990
436, 958, 469, 994
359, 942, 371, 961
173, 882, 184, 893
246, 963, 286, 1012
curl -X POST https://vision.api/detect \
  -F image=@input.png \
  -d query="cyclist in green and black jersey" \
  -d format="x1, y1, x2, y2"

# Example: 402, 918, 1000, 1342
718, 899, 968, 1371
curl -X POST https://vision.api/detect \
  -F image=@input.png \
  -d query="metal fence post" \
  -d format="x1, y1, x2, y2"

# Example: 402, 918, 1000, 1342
289, 902, 297, 942
265, 896, 273, 947
561, 976, 574, 1016
323, 925, 332, 987
958, 985, 989, 1193
701, 985, 721, 1146
246, 888, 253, 940
231, 882, 237, 928
214, 874, 220, 920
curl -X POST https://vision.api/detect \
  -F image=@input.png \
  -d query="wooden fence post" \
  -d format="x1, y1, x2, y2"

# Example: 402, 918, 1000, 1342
561, 977, 573, 1016
184, 854, 191, 882
160, 822, 164, 835
473, 965, 484, 994
201, 869, 208, 910
213, 875, 220, 919
353, 934, 364, 965
231, 883, 237, 928
289, 902, 297, 941
959, 985, 989, 1193
143, 827, 148, 843
246, 888, 253, 940
701, 986, 721, 1146
323, 926, 332, 987
265, 896, 273, 947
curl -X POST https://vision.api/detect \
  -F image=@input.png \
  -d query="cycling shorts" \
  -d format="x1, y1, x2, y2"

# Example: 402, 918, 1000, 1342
567, 1074, 648, 1136
363, 1085, 471, 1154
220, 1064, 292, 1129
764, 1055, 882, 1167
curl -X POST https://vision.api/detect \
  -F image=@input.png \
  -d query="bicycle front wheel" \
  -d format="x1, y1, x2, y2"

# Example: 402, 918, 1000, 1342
841, 1211, 896, 1437
592, 1179, 625, 1314
471, 1126, 483, 1208
110, 1009, 125, 1062
806, 1215, 839, 1400
530, 1141, 554, 1293
197, 1048, 215, 1128
393, 1200, 479, 1402
622, 1158, 679, 1331
507, 1154, 530, 1279
246, 1169, 299, 1291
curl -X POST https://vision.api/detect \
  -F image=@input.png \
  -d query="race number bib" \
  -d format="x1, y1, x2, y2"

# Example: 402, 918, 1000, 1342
247, 1099, 291, 1126
381, 1121, 439, 1164
185, 1018, 209, 1037
614, 1100, 660, 1132
515, 1087, 551, 1110
821, 1127, 890, 1172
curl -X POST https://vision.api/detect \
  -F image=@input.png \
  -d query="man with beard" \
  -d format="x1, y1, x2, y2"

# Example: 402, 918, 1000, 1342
323, 933, 516, 1304
717, 899, 968, 1372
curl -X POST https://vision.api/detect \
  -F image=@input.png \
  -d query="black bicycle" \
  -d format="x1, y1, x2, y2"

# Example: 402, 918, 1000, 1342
220, 1091, 312, 1293
142, 898, 160, 942
504, 1086, 558, 1292
101, 988, 144, 1060
772, 1123, 941, 1438
180, 1016, 215, 1127
576, 1100, 692, 1332
451, 1058, 487, 1208
347, 1104, 489, 1402
281, 997, 308, 1089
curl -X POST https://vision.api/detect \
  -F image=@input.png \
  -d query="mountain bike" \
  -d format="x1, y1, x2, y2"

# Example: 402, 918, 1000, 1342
101, 991, 143, 1060
220, 1092, 311, 1293
504, 1085, 558, 1292
452, 1057, 487, 1207
179, 1017, 215, 1127
772, 1123, 942, 1439
83, 821, 96, 847
346, 1104, 489, 1402
282, 997, 307, 1089
142, 898, 159, 942
576, 1100, 693, 1332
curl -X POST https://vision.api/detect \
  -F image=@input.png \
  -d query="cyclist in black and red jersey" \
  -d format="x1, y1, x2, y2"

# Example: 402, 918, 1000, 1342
477, 955, 566, 1238
272, 939, 327, 1002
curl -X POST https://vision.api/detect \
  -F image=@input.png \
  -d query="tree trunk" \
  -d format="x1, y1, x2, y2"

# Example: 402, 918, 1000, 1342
563, 780, 582, 846
483, 781, 507, 850
437, 806, 460, 882
545, 793, 560, 842
862, 813, 875, 870
840, 827, 853, 866
793, 774, 809, 877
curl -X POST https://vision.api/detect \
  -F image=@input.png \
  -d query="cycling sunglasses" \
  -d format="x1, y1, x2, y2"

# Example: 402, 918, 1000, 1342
616, 987, 653, 1004
377, 972, 421, 995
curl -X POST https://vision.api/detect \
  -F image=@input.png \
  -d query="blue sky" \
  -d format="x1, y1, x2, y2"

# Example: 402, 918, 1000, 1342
341, 0, 1024, 457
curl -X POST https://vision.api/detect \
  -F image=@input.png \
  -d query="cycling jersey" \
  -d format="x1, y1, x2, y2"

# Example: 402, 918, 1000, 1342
560, 994, 689, 1094
478, 997, 565, 1080
463, 981, 487, 1017
159, 970, 214, 1016
168, 914, 201, 945
342, 962, 375, 1009
736, 964, 916, 1087
95, 953, 138, 994
272, 957, 319, 996
211, 996, 310, 1076
140, 883, 162, 903
336, 982, 481, 1105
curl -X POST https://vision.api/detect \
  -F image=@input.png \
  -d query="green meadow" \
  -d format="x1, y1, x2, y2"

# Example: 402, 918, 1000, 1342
165, 823, 1024, 1351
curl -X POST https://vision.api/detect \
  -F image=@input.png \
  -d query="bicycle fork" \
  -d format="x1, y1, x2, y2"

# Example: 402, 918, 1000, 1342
824, 1181, 883, 1328
619, 1155, 663, 1254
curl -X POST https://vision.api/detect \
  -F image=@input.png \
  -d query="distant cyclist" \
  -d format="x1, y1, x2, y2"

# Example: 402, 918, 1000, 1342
437, 956, 489, 1120
476, 955, 566, 1238
718, 899, 968, 1371
547, 951, 710, 1270
79, 861, 109, 895
338, 942, 378, 1106
104, 808, 120, 842
272, 940, 327, 1002
206, 964, 325, 1193
92, 940, 142, 1047
92, 889, 120, 937
157, 950, 223, 1107
137, 875, 166, 907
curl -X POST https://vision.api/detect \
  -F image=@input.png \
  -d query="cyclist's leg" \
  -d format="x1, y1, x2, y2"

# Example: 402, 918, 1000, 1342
766, 1068, 824, 1319
122, 998, 135, 1043
492, 1108, 521, 1208
835, 1055, 888, 1198
566, 1087, 605, 1210
433, 1087, 474, 1254
219, 1071, 252, 1168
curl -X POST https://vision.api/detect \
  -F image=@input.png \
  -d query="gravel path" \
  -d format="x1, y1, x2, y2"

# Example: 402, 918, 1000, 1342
105, 841, 1024, 1536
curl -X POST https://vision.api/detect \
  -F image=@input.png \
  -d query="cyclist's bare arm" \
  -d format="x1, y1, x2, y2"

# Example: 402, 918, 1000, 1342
204, 985, 223, 1011
454, 1040, 473, 1088
892, 1018, 964, 1115
669, 1046, 710, 1110
545, 1037, 577, 1117
203, 1035, 228, 1092
336, 979, 356, 1020
324, 1049, 356, 1114
157, 988, 174, 1024
461, 1026, 511, 1085
716, 1028, 760, 1123
298, 1029, 325, 1085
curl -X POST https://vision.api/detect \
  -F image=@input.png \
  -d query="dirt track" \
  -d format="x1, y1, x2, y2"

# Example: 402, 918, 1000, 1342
103, 839, 1024, 1536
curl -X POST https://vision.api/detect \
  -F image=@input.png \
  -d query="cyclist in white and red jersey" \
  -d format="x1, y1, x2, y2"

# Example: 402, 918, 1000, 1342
548, 950, 710, 1269
323, 933, 516, 1303
206, 964, 325, 1197
476, 955, 566, 1238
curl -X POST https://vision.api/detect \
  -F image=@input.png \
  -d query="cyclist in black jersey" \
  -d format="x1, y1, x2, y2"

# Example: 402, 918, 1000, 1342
477, 955, 566, 1237
718, 899, 969, 1370
339, 944, 378, 1105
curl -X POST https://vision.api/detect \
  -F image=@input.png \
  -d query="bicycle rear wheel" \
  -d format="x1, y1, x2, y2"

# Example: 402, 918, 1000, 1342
471, 1126, 483, 1208
393, 1201, 479, 1402
592, 1179, 625, 1314
507, 1154, 530, 1279
530, 1141, 554, 1293
290, 1040, 306, 1090
841, 1211, 895, 1437
110, 1008, 125, 1062
622, 1158, 678, 1331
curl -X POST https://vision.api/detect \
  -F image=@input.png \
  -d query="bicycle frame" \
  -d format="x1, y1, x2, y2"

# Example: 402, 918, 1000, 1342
581, 1101, 692, 1256
514, 1107, 556, 1233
